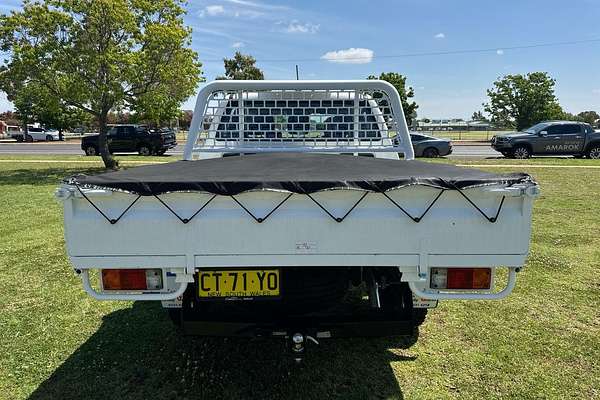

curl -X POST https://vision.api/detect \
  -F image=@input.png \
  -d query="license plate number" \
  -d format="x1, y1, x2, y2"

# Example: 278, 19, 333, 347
198, 269, 280, 298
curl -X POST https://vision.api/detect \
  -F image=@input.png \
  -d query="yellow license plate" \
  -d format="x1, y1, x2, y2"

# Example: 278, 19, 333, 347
198, 269, 280, 298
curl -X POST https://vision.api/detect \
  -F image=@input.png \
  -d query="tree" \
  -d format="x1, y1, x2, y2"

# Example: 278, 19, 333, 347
0, 111, 19, 125
218, 52, 264, 80
483, 72, 564, 131
471, 110, 487, 121
28, 82, 90, 137
577, 111, 599, 125
367, 72, 418, 125
35, 101, 91, 139
0, 0, 202, 168
1, 76, 92, 138
0, 68, 33, 134
178, 110, 193, 130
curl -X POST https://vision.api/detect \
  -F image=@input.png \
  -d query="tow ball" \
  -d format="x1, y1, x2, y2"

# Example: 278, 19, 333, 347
289, 332, 319, 362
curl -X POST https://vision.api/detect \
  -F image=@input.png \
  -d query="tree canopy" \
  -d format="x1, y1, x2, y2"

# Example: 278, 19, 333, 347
471, 110, 487, 121
576, 110, 599, 125
367, 72, 418, 125
1, 77, 90, 136
483, 72, 564, 131
0, 0, 202, 168
218, 52, 264, 80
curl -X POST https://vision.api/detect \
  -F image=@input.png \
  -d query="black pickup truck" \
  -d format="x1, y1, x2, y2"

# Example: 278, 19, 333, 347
81, 125, 177, 156
491, 121, 600, 159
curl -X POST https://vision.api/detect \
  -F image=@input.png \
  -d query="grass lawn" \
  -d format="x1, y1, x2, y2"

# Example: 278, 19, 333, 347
0, 155, 599, 400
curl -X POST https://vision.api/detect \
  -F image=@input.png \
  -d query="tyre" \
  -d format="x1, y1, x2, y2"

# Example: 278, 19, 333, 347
156, 149, 166, 156
412, 308, 428, 327
380, 282, 428, 327
25, 134, 33, 142
84, 145, 98, 156
586, 145, 600, 159
380, 282, 412, 319
46, 135, 54, 141
16, 136, 23, 142
138, 145, 152, 156
422, 147, 439, 158
512, 145, 531, 159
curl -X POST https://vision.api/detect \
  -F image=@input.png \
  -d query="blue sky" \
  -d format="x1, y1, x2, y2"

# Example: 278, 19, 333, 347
2, 0, 600, 119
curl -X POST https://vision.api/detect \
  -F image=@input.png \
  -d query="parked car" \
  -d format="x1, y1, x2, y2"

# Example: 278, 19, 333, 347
7, 125, 23, 141
22, 127, 60, 142
410, 133, 453, 157
491, 121, 600, 159
81, 124, 177, 156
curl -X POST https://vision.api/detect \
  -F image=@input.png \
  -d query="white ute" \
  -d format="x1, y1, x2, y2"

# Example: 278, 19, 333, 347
56, 80, 539, 357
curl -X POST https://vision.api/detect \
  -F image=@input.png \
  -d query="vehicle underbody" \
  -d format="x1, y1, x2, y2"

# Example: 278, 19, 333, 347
167, 267, 426, 358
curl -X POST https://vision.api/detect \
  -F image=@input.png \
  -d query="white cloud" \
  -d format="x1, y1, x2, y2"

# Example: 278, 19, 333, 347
224, 0, 289, 10
496, 49, 504, 55
285, 21, 319, 34
434, 33, 445, 39
193, 27, 239, 40
321, 48, 374, 64
200, 5, 225, 17
232, 41, 245, 48
592, 89, 600, 95
236, 9, 264, 18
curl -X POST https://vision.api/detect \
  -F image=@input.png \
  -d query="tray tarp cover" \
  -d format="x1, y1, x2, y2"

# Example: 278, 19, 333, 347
68, 153, 534, 196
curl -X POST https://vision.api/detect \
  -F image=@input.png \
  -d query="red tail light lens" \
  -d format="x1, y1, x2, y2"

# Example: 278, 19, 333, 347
430, 268, 492, 290
102, 269, 163, 290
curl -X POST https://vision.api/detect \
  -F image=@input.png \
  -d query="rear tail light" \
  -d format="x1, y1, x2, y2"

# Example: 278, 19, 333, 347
101, 269, 163, 291
430, 268, 492, 290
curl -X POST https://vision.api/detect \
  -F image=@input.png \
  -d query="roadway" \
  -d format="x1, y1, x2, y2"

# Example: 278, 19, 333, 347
0, 141, 502, 158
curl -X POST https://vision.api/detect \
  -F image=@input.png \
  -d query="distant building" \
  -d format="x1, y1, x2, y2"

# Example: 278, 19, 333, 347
417, 119, 492, 131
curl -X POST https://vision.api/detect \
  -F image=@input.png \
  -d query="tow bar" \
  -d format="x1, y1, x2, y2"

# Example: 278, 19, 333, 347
289, 332, 319, 362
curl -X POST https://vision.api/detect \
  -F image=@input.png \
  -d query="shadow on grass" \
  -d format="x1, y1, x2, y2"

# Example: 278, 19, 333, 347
0, 168, 104, 186
29, 302, 417, 400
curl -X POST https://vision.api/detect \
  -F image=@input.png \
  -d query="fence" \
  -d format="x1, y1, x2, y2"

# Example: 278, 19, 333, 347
418, 130, 511, 141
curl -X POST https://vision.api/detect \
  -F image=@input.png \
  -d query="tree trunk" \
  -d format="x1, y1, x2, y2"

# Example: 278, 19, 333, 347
21, 115, 29, 142
58, 128, 64, 141
98, 112, 118, 169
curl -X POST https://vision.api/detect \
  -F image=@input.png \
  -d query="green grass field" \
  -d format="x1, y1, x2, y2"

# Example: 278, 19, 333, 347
1, 155, 599, 399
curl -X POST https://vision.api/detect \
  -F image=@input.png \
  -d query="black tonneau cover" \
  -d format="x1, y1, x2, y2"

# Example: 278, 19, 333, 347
69, 153, 533, 196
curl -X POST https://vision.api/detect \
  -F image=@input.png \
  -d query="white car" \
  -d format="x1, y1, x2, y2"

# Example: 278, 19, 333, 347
24, 127, 60, 141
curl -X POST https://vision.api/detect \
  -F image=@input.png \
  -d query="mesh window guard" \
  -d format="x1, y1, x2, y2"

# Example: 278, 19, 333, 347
184, 81, 415, 159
